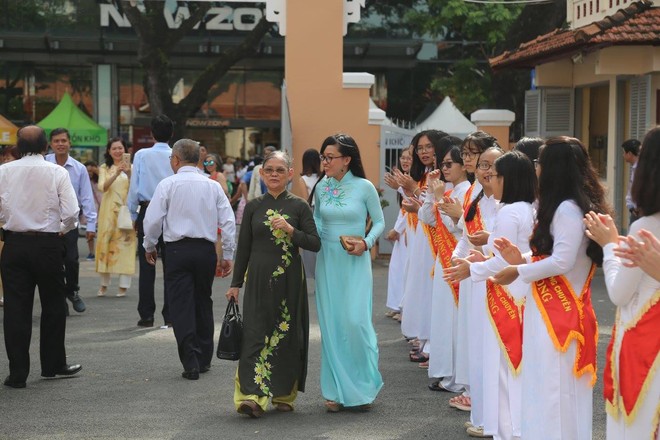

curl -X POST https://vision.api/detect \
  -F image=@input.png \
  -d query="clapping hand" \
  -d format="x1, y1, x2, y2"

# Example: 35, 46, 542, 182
443, 258, 470, 283
401, 197, 421, 213
430, 179, 445, 202
614, 229, 660, 282
583, 211, 618, 247
392, 168, 417, 194
439, 196, 463, 222
489, 266, 520, 285
493, 237, 525, 265
384, 172, 399, 190
468, 230, 490, 247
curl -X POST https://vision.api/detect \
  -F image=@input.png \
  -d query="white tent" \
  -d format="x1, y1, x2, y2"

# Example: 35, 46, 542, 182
416, 96, 476, 139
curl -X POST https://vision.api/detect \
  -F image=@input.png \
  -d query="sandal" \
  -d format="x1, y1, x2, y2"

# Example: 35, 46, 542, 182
449, 395, 472, 412
238, 400, 264, 418
325, 400, 342, 413
409, 352, 429, 363
97, 288, 107, 297
385, 310, 397, 317
274, 402, 293, 412
418, 360, 429, 369
393, 313, 401, 321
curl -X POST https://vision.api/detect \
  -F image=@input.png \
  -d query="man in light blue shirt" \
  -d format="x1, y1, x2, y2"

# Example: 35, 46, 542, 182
46, 128, 98, 315
127, 115, 174, 327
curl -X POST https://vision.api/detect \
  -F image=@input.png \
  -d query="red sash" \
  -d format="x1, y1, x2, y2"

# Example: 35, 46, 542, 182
486, 280, 524, 374
406, 175, 427, 231
531, 259, 598, 385
432, 199, 459, 305
462, 183, 484, 236
604, 290, 660, 423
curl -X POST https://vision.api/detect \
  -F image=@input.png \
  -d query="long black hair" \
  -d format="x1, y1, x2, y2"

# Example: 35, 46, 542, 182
308, 133, 366, 205
409, 130, 449, 182
631, 127, 660, 216
301, 148, 321, 176
530, 136, 611, 264
103, 137, 127, 168
494, 150, 537, 204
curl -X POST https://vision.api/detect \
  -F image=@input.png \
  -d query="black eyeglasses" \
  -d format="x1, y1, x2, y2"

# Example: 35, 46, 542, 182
319, 155, 346, 163
440, 161, 455, 170
461, 150, 480, 159
476, 162, 493, 170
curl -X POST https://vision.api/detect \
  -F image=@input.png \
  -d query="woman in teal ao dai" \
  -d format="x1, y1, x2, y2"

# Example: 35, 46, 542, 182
312, 134, 385, 411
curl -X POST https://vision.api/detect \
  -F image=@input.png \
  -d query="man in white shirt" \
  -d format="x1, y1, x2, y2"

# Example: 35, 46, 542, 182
46, 128, 98, 314
127, 115, 175, 327
143, 139, 235, 380
622, 138, 641, 225
1, 126, 82, 389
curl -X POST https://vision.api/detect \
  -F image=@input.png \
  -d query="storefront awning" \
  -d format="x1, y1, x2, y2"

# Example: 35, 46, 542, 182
38, 92, 108, 147
0, 114, 18, 145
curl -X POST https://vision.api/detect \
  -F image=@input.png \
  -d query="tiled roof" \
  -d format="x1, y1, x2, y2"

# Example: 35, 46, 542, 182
490, 0, 659, 70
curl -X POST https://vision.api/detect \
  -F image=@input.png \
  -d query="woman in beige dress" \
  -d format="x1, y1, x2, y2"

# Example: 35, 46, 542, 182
95, 137, 137, 297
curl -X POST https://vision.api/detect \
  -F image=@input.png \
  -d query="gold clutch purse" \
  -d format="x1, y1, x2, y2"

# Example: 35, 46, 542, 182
339, 235, 363, 251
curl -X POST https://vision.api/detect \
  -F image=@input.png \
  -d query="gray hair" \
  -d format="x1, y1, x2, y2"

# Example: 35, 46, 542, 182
172, 138, 200, 164
263, 150, 292, 168
263, 145, 277, 155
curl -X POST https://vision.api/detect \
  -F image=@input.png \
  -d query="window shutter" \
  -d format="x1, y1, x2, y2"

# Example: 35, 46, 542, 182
630, 74, 651, 141
542, 88, 574, 137
524, 90, 541, 137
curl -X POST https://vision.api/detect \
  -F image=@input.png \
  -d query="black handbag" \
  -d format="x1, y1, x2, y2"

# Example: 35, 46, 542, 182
216, 298, 243, 361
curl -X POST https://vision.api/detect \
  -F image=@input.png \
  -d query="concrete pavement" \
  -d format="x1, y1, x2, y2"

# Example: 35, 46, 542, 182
0, 240, 613, 439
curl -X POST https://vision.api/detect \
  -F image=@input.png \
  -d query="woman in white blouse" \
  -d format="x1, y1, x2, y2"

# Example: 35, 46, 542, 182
584, 127, 660, 440
445, 150, 537, 440
491, 137, 610, 440
419, 143, 470, 389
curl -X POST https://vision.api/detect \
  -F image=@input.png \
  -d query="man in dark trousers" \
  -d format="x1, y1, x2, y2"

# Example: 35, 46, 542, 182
127, 115, 174, 327
1, 126, 82, 388
621, 138, 641, 225
46, 128, 98, 314
143, 139, 235, 379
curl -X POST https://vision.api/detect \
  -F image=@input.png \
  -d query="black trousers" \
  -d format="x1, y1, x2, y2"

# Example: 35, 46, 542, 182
1, 234, 68, 381
165, 239, 216, 372
63, 228, 79, 296
136, 206, 169, 323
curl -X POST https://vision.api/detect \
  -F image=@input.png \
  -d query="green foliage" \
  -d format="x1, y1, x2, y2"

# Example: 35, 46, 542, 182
431, 59, 491, 114
403, 0, 524, 117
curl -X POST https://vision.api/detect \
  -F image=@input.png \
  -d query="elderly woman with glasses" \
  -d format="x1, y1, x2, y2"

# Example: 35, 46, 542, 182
226, 151, 320, 418
307, 134, 385, 413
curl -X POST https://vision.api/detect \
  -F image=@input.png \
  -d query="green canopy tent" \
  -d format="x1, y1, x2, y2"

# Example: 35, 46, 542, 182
38, 92, 108, 161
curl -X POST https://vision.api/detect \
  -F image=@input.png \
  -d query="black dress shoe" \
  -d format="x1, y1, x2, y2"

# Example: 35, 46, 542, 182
137, 317, 154, 327
4, 375, 26, 389
200, 364, 211, 374
182, 369, 199, 380
42, 364, 82, 378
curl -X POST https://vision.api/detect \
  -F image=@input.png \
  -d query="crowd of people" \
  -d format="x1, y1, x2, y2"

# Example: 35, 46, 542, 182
1, 115, 658, 440
382, 129, 660, 439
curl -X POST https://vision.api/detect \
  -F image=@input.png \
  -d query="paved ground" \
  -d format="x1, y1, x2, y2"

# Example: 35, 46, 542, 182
0, 238, 613, 439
